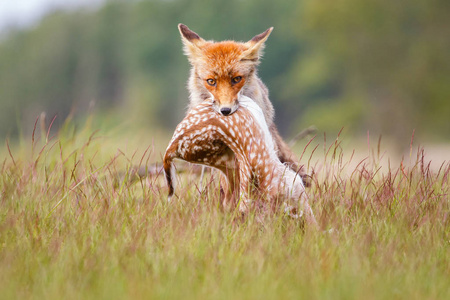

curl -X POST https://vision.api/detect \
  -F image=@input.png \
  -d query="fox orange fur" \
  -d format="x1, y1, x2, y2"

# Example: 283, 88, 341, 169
178, 24, 309, 185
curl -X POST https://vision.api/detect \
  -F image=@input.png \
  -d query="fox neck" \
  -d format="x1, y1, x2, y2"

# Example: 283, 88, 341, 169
187, 67, 275, 125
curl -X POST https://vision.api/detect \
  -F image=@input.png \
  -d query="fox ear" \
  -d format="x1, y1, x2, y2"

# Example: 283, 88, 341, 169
178, 24, 205, 61
241, 27, 273, 62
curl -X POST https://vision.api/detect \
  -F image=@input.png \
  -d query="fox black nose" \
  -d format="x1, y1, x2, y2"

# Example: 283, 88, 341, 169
220, 107, 232, 116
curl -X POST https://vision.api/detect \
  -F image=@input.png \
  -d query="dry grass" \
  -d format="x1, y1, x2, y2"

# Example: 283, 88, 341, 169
0, 121, 449, 299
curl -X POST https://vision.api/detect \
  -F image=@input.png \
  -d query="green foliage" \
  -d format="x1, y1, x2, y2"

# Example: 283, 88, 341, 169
299, 95, 365, 135
299, 0, 450, 142
0, 0, 449, 144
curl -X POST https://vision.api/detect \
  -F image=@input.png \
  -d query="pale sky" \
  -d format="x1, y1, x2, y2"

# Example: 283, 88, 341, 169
0, 0, 104, 31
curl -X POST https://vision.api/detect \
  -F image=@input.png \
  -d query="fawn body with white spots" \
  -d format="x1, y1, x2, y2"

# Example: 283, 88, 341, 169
163, 96, 316, 224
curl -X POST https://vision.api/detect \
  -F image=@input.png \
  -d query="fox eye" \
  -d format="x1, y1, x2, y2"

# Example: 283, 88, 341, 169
206, 79, 216, 86
232, 76, 242, 84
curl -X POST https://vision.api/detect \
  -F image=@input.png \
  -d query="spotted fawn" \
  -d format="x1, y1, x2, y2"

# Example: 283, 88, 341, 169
163, 96, 316, 225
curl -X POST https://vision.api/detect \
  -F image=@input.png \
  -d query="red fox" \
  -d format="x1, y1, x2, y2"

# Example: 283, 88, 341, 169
178, 24, 309, 185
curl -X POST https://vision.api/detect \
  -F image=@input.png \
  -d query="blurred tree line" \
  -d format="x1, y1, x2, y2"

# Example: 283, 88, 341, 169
0, 0, 449, 146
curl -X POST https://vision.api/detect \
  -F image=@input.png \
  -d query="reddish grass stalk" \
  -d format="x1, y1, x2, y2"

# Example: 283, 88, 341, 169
46, 115, 58, 143
6, 138, 17, 167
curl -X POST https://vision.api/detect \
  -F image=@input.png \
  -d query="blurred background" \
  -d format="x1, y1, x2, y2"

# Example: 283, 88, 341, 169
0, 0, 449, 152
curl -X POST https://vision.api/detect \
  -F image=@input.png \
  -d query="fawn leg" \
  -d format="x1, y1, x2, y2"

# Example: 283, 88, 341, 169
220, 167, 239, 211
237, 168, 253, 214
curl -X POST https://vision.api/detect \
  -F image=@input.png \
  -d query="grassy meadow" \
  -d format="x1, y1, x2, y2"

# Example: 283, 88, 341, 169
1, 119, 449, 300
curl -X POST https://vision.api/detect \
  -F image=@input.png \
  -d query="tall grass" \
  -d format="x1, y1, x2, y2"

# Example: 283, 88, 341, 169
1, 120, 449, 300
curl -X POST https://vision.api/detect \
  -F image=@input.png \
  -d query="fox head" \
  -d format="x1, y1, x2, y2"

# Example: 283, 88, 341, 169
178, 24, 273, 116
